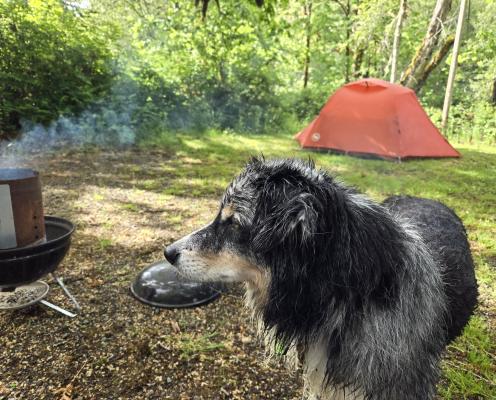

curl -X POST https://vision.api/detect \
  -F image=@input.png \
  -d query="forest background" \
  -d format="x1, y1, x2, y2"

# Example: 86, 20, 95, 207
0, 0, 495, 144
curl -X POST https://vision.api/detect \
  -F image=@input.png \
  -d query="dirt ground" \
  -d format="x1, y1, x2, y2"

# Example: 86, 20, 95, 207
0, 149, 303, 400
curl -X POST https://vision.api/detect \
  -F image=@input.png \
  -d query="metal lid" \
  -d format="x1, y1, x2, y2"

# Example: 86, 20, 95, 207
130, 260, 222, 309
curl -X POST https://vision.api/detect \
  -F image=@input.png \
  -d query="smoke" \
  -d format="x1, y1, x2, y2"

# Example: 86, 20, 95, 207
0, 97, 137, 168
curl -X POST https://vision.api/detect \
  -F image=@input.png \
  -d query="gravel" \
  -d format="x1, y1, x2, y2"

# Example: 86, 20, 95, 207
0, 149, 302, 400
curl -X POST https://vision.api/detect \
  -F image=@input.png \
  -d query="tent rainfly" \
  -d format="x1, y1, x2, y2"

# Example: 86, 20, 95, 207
295, 78, 460, 160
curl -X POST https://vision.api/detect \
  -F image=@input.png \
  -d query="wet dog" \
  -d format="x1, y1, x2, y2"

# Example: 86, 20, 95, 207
165, 158, 478, 400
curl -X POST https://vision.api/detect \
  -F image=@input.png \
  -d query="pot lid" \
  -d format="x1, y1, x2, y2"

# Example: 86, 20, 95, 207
130, 260, 222, 308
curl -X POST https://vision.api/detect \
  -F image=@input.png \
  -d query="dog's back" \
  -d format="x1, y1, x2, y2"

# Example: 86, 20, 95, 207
383, 196, 478, 343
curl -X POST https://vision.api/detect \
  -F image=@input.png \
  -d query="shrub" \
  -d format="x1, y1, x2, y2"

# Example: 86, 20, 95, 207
0, 0, 115, 138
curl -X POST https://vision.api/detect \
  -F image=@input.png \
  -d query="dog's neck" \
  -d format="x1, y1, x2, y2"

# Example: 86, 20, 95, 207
244, 271, 271, 313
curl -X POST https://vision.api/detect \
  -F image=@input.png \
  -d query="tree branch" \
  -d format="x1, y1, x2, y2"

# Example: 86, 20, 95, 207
492, 79, 496, 105
414, 34, 455, 92
331, 0, 350, 15
400, 0, 453, 90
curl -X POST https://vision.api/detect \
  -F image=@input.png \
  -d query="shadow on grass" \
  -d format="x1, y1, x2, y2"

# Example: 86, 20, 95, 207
40, 134, 496, 222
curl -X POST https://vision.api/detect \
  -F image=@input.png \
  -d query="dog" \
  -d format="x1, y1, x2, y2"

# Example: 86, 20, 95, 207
164, 158, 478, 400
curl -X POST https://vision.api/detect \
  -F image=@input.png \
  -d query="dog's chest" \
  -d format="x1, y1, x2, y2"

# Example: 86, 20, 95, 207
245, 285, 364, 400
303, 340, 364, 400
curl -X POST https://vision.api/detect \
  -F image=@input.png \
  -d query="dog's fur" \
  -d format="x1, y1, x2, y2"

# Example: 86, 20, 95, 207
165, 158, 478, 400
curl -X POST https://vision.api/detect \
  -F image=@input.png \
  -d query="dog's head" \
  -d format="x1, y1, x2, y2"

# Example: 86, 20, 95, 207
164, 158, 334, 285
165, 157, 407, 345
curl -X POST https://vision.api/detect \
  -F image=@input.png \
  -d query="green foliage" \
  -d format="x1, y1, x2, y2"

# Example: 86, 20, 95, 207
420, 0, 496, 143
88, 0, 296, 136
113, 0, 496, 142
0, 0, 115, 135
0, 0, 495, 143
447, 103, 496, 143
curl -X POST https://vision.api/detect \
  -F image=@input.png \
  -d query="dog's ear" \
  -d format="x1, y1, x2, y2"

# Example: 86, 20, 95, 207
253, 192, 321, 253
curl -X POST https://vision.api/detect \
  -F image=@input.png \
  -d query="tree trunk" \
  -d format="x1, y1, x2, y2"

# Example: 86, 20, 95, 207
390, 0, 407, 83
345, 0, 351, 82
414, 35, 455, 92
303, 1, 313, 88
441, 0, 468, 132
332, 0, 355, 82
352, 47, 365, 79
400, 0, 452, 91
491, 78, 496, 105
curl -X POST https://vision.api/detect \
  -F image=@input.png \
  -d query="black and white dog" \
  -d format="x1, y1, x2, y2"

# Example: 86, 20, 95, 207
165, 158, 478, 400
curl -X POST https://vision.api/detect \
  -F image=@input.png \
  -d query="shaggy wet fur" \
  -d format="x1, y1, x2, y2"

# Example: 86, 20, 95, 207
165, 158, 478, 400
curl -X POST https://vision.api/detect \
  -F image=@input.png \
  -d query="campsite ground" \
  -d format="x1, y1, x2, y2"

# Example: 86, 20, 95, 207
0, 131, 495, 399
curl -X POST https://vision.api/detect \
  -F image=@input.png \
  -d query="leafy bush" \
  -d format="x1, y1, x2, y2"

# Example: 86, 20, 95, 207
0, 0, 115, 137
449, 103, 496, 144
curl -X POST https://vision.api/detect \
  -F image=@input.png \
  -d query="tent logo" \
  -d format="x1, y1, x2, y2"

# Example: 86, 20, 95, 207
311, 132, 321, 142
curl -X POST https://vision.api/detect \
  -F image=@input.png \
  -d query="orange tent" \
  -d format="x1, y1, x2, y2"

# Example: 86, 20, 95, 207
295, 78, 460, 160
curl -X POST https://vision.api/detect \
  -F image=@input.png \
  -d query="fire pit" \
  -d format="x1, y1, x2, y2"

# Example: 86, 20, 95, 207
0, 168, 80, 317
0, 216, 74, 287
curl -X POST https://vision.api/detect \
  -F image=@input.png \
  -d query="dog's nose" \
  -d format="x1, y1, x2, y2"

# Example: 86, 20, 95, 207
164, 245, 180, 265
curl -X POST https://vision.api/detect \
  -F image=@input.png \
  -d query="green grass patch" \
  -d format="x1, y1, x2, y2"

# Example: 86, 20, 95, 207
440, 316, 496, 399
176, 332, 226, 361
93, 193, 105, 201
98, 238, 112, 249
119, 202, 140, 212
167, 215, 183, 224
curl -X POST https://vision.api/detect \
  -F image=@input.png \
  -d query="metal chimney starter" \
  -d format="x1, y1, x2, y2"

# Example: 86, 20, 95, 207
0, 168, 46, 249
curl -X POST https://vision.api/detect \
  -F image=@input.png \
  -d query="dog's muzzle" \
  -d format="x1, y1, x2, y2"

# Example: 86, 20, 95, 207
164, 224, 210, 266
164, 245, 180, 265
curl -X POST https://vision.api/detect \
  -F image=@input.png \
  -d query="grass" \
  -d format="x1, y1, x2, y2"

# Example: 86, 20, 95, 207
98, 238, 113, 249
440, 315, 496, 398
141, 130, 496, 399
120, 202, 140, 212
176, 332, 226, 361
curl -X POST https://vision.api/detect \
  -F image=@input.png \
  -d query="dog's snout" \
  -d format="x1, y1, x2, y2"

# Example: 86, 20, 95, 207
164, 245, 180, 265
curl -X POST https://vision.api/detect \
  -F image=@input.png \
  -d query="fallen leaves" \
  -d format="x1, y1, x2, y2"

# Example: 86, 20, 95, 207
170, 320, 182, 334
0, 382, 9, 395
53, 361, 86, 400
54, 383, 73, 400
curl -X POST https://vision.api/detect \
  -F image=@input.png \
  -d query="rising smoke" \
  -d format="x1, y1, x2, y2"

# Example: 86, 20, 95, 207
0, 91, 137, 169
